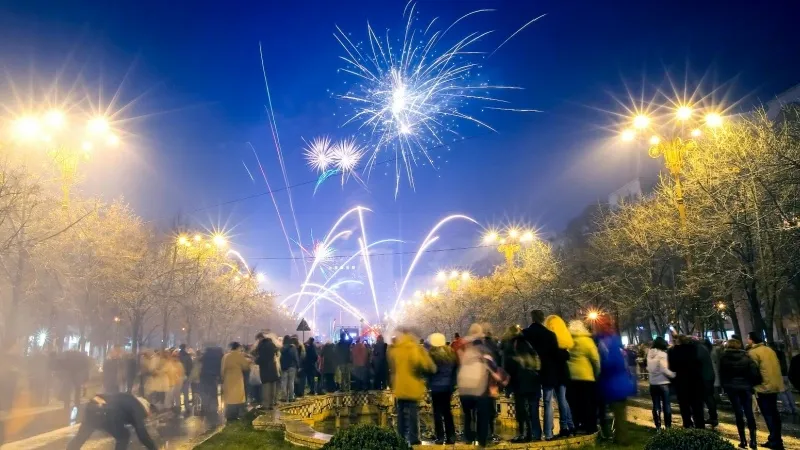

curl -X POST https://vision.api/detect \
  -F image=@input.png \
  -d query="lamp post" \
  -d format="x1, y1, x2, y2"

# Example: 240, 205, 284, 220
11, 112, 120, 210
435, 269, 471, 291
619, 105, 725, 233
482, 228, 535, 266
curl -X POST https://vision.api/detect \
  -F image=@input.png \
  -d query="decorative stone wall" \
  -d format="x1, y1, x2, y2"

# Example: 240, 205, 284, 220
252, 391, 597, 449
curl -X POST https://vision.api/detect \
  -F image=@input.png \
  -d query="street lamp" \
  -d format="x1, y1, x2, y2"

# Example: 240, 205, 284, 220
618, 102, 725, 233
482, 227, 537, 265
435, 269, 471, 290
11, 112, 120, 210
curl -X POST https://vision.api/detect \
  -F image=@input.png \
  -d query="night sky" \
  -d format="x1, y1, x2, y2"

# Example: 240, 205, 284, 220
1, 0, 799, 320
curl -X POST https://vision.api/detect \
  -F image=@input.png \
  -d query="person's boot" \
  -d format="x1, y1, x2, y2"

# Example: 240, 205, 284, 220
737, 428, 748, 448
749, 428, 758, 449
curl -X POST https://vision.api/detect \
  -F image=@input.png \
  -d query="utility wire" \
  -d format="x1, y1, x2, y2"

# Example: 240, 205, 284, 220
248, 244, 492, 260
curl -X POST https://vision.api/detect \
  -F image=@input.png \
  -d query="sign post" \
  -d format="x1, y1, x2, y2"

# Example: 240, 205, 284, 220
296, 318, 311, 342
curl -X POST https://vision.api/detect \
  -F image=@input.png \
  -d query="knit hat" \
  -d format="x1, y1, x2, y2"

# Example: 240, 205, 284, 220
429, 333, 446, 347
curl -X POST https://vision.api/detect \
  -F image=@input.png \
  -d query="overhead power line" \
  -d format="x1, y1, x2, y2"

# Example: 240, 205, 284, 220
248, 244, 492, 260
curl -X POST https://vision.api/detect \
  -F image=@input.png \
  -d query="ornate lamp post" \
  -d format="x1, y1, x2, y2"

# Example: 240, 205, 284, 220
11, 111, 120, 210
482, 227, 535, 265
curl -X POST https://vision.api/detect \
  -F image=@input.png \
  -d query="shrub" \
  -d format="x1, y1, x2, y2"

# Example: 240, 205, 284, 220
321, 424, 410, 450
644, 428, 735, 450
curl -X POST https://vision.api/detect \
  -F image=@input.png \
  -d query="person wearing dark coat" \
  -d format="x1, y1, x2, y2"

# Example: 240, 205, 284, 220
321, 342, 339, 392
255, 333, 279, 409
699, 340, 719, 427
198, 345, 223, 420
178, 344, 193, 413
427, 333, 458, 445
522, 310, 560, 440
280, 335, 300, 402
303, 338, 319, 395
668, 336, 706, 429
504, 329, 542, 442
336, 333, 353, 392
372, 335, 389, 390
790, 353, 800, 392
719, 338, 760, 449
67, 393, 157, 450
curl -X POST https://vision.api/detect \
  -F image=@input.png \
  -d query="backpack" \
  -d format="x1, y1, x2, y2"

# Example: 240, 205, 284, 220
457, 344, 489, 396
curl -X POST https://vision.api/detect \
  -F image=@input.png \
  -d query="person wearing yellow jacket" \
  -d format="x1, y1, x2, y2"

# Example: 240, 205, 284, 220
388, 329, 436, 446
566, 320, 600, 435
747, 332, 785, 449
544, 314, 575, 437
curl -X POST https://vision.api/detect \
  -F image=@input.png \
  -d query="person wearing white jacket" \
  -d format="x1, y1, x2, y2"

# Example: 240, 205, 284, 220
647, 337, 675, 429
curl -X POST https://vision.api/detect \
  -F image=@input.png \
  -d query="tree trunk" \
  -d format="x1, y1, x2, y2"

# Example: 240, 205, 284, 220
744, 280, 767, 339
3, 240, 27, 347
728, 295, 743, 339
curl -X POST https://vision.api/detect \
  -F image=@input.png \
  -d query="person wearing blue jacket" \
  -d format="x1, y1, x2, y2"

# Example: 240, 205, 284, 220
595, 317, 635, 445
427, 333, 458, 445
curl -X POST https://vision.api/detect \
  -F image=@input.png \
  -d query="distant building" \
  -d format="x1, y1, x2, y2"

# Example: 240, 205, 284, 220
607, 177, 659, 209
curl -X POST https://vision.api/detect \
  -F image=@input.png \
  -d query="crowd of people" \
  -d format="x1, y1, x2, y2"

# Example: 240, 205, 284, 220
645, 331, 798, 450
15, 311, 800, 450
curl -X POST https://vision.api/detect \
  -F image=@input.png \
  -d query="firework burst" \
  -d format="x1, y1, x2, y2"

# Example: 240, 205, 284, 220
304, 136, 334, 173
335, 2, 540, 193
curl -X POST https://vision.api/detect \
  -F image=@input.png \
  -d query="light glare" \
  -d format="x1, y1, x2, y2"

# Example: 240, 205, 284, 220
649, 135, 661, 146
705, 113, 723, 128
633, 115, 650, 129
620, 129, 635, 142
675, 106, 693, 121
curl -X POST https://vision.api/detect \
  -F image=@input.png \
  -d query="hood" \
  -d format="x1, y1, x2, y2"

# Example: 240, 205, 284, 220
430, 346, 457, 365
545, 315, 574, 350
394, 333, 419, 348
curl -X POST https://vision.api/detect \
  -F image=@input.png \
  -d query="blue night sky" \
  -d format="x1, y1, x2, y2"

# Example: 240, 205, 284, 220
1, 0, 799, 320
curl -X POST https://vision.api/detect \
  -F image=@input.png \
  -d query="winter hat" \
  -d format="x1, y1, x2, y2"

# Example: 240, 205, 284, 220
467, 323, 484, 338
429, 333, 446, 348
568, 320, 589, 336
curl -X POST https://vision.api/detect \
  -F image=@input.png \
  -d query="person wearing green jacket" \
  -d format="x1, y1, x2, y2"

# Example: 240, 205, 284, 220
566, 320, 600, 435
747, 332, 785, 450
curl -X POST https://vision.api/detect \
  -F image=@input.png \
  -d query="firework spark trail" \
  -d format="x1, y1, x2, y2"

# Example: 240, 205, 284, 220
335, 3, 540, 194
259, 42, 307, 274
242, 161, 255, 182
292, 206, 371, 313
392, 214, 478, 313
299, 282, 370, 323
248, 142, 302, 276
314, 169, 340, 195
489, 13, 548, 57
357, 208, 380, 318
226, 249, 251, 272
290, 292, 360, 322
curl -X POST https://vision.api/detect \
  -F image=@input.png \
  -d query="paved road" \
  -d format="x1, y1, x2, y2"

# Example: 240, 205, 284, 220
1, 413, 219, 450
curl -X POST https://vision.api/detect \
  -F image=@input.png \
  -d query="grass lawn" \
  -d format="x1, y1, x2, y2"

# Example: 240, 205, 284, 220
194, 417, 305, 450
197, 416, 656, 449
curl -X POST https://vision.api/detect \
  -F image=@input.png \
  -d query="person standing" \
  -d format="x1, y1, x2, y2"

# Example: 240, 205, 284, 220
336, 332, 353, 392
103, 347, 123, 394
544, 314, 575, 437
790, 352, 800, 393
595, 317, 636, 445
567, 320, 601, 434
451, 333, 466, 357
427, 333, 457, 445
770, 343, 796, 415
198, 345, 223, 422
303, 338, 319, 395
646, 337, 675, 430
352, 339, 369, 391
748, 332, 785, 450
699, 340, 719, 428
178, 344, 193, 414
222, 342, 251, 420
522, 310, 562, 440
321, 341, 339, 393
372, 335, 389, 390
720, 338, 760, 449
389, 328, 436, 446
668, 335, 706, 429
504, 325, 542, 442
255, 333, 280, 410
280, 335, 299, 402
